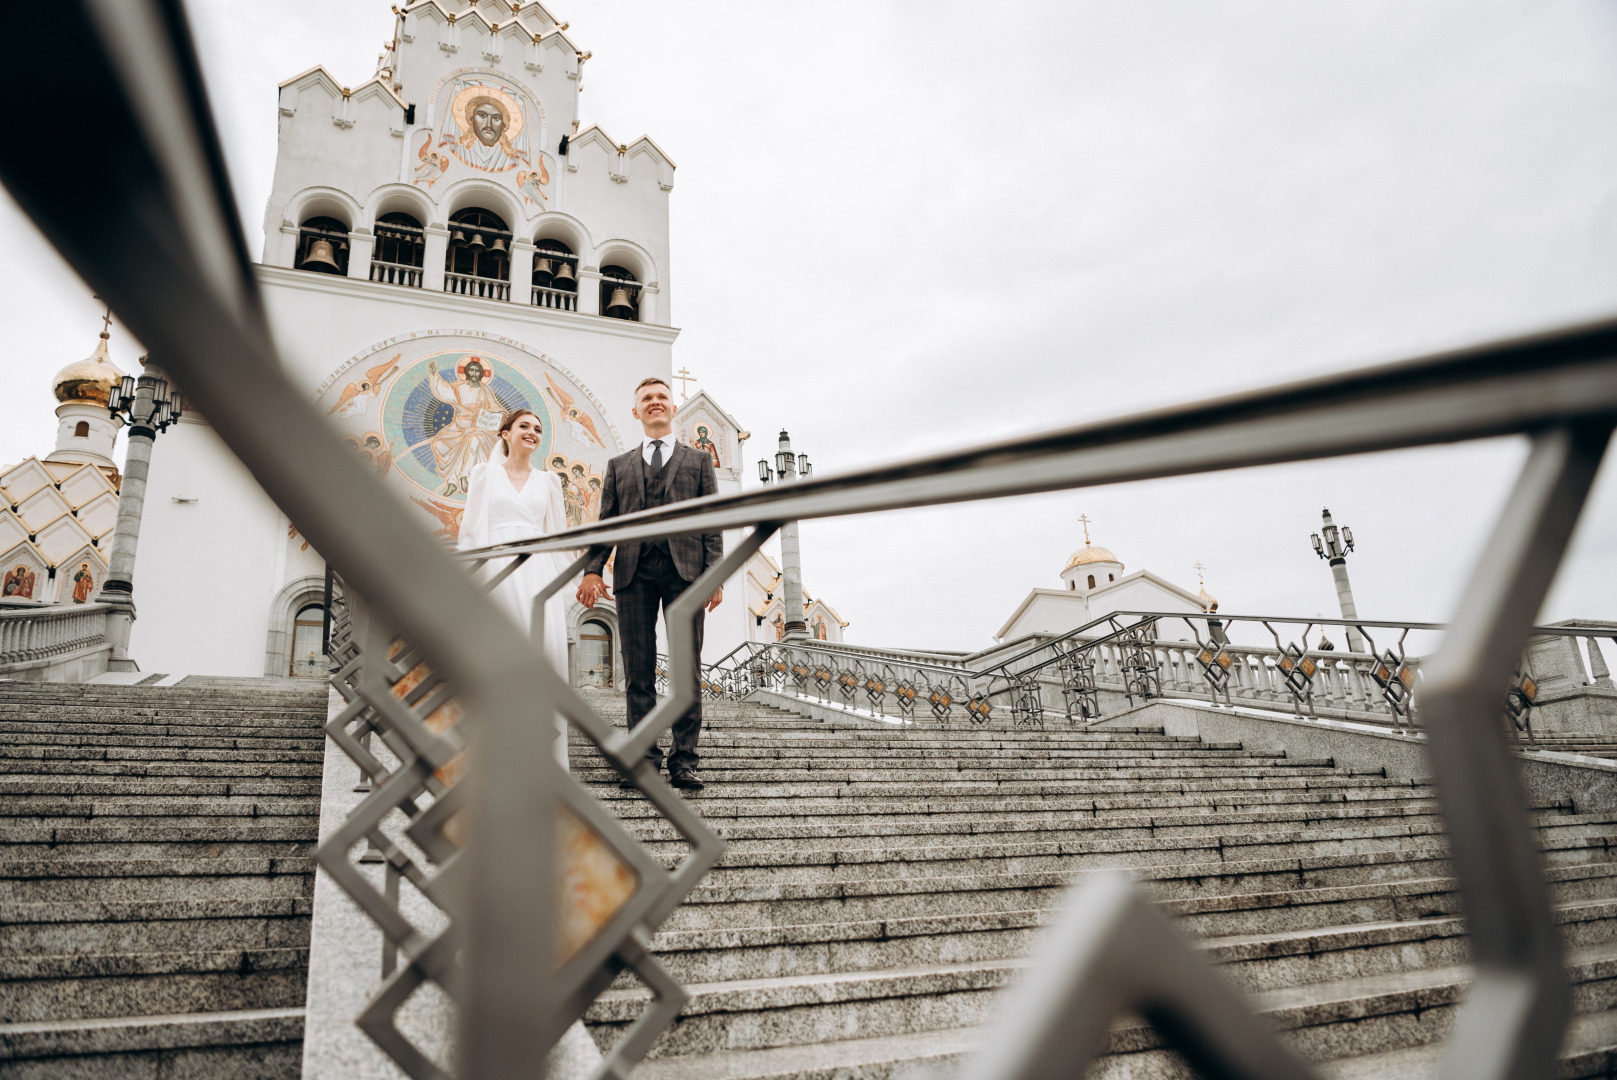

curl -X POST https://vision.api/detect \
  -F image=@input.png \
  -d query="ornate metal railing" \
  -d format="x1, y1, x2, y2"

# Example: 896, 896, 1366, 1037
0, 603, 112, 673
708, 613, 1614, 743
11, 4, 1617, 1078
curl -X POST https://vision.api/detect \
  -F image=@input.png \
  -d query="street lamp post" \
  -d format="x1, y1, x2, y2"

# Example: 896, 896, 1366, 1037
98, 356, 184, 670
1311, 507, 1366, 653
758, 429, 812, 641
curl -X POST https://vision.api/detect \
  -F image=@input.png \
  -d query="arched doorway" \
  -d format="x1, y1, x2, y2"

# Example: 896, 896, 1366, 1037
288, 604, 327, 677
578, 619, 614, 688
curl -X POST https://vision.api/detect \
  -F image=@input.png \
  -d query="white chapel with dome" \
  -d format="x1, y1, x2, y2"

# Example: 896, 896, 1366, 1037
0, 322, 126, 620
995, 518, 1215, 642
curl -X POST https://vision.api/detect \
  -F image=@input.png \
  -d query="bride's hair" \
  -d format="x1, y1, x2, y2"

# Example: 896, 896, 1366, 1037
496, 408, 542, 456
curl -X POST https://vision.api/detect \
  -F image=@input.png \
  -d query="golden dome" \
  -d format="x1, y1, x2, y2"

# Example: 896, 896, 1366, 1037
1064, 544, 1119, 571
53, 332, 125, 406
1198, 585, 1218, 613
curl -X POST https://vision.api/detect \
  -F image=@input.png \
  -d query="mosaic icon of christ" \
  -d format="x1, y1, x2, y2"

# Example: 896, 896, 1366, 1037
426, 357, 506, 494
443, 82, 530, 172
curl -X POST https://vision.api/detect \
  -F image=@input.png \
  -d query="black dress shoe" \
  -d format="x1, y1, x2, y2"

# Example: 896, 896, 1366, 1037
669, 767, 704, 791
618, 777, 638, 790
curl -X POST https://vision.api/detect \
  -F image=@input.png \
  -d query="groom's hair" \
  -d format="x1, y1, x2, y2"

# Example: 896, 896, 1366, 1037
634, 377, 670, 396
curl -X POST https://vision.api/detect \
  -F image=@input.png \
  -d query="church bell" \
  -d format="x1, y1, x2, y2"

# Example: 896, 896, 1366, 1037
489, 237, 508, 255
552, 260, 575, 286
299, 238, 342, 274
533, 257, 554, 283
469, 232, 487, 250
450, 229, 467, 246
605, 285, 636, 318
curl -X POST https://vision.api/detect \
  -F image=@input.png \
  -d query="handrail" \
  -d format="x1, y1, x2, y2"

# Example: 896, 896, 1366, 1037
457, 318, 1617, 560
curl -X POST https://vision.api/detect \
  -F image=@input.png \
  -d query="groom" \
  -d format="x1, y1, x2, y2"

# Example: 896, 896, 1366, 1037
577, 377, 723, 791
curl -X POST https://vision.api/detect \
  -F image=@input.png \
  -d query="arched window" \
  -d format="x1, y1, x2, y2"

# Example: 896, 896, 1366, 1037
579, 619, 614, 688
289, 604, 327, 677
296, 216, 349, 275
1087, 574, 1096, 589
532, 239, 579, 310
73, 421, 89, 438
1108, 573, 1114, 582
371, 211, 424, 287
599, 265, 641, 322
445, 208, 512, 299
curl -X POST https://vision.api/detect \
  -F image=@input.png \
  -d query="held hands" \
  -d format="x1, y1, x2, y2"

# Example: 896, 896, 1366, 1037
577, 573, 611, 609
706, 587, 723, 613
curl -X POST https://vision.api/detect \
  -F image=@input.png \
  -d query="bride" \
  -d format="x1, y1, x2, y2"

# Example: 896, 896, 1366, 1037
457, 409, 572, 763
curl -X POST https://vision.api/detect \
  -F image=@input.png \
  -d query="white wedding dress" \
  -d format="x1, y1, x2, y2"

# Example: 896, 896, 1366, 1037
458, 460, 572, 766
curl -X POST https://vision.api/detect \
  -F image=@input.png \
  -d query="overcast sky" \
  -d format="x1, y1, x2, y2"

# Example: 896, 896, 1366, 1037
5, 1, 1617, 651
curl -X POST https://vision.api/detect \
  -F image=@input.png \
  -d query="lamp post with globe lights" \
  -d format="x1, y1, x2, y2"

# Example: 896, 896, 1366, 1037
1311, 507, 1366, 653
98, 356, 184, 670
758, 430, 812, 640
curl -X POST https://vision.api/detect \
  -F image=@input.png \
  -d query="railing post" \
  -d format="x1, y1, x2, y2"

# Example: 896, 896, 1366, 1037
422, 224, 448, 291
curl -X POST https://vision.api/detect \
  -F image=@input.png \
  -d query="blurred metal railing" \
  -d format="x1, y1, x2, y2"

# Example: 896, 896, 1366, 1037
7, 2, 1617, 1079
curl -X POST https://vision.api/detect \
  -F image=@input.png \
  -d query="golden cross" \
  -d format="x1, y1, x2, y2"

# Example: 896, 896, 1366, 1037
1078, 513, 1092, 545
1194, 560, 1207, 586
674, 366, 697, 401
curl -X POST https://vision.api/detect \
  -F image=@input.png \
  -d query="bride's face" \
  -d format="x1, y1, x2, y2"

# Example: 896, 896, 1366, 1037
504, 413, 542, 456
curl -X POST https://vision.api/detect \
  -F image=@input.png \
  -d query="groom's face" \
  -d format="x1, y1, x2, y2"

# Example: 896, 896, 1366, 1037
631, 382, 675, 432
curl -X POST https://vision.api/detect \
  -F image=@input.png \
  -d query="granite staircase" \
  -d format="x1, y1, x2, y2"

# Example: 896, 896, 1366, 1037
576, 696, 1617, 1080
0, 678, 326, 1079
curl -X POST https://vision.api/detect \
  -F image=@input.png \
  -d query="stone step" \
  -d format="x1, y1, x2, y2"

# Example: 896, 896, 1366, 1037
598, 787, 1449, 821
687, 831, 1617, 886
0, 858, 314, 903
1320, 1007, 1617, 1078
0, 761, 323, 780
0, 797, 321, 822
0, 779, 324, 798
0, 746, 326, 765
0, 1005, 305, 1079
0, 898, 312, 955
588, 776, 1419, 801
639, 896, 1617, 987
588, 941, 1617, 1065
662, 863, 1617, 934
0, 946, 309, 1023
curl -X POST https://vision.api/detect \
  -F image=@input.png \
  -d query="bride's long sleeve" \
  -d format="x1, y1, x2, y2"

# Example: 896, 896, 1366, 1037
458, 462, 491, 552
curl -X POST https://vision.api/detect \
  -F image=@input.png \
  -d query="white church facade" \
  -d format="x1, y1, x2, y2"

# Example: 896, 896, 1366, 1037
995, 528, 1215, 643
109, 0, 846, 683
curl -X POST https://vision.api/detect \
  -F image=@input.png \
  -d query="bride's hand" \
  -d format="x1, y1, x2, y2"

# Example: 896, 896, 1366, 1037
577, 573, 611, 609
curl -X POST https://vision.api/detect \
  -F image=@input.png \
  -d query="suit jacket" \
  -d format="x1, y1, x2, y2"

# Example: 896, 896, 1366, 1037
584, 440, 724, 588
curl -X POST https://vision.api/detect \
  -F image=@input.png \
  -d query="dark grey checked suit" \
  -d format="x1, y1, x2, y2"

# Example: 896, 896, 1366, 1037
584, 439, 723, 771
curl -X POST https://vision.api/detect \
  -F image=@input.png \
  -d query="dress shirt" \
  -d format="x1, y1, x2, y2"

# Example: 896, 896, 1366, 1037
640, 434, 675, 466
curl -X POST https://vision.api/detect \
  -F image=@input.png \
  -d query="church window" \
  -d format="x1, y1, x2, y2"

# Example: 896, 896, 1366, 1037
600, 265, 641, 322
532, 239, 578, 311
444, 207, 512, 299
289, 604, 327, 678
73, 421, 89, 438
1087, 574, 1095, 589
371, 212, 425, 287
1108, 573, 1114, 582
295, 216, 350, 276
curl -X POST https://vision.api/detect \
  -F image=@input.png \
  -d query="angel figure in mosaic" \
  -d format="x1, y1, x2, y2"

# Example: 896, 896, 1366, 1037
3, 564, 35, 598
426, 357, 504, 494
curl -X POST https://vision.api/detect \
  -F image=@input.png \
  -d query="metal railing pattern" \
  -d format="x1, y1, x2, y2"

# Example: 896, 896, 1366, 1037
713, 612, 1606, 742
0, 603, 111, 672
7, 3, 1617, 1078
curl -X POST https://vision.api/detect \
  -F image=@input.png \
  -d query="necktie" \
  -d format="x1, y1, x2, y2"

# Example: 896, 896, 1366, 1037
650, 439, 663, 471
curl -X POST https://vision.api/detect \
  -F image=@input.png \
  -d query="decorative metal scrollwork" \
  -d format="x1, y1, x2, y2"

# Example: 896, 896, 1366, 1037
1117, 626, 1161, 703
1010, 675, 1045, 727
837, 667, 860, 704
1058, 648, 1100, 723
927, 685, 954, 724
893, 679, 918, 717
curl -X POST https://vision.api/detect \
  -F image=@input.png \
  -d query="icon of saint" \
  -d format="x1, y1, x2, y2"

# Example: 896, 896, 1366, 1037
71, 563, 94, 603
3, 565, 35, 598
442, 83, 530, 173
691, 424, 721, 468
426, 357, 505, 494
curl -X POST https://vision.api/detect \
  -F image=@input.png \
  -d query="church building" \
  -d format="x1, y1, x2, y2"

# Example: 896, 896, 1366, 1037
995, 521, 1215, 643
116, 0, 833, 682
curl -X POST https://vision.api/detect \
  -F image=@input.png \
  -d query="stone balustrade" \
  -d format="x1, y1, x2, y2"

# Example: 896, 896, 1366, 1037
0, 603, 114, 682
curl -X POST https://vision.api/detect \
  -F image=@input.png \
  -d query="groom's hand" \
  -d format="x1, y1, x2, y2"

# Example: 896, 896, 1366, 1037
705, 587, 723, 613
577, 573, 611, 609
